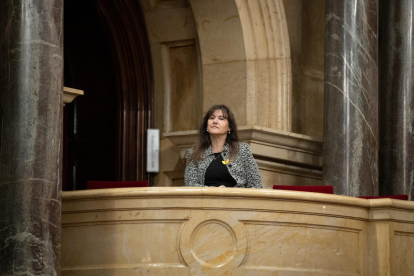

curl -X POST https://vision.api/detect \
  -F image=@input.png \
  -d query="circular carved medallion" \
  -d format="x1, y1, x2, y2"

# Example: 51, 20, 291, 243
191, 220, 236, 267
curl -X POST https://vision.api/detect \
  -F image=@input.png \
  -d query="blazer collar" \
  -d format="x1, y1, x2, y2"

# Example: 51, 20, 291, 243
204, 143, 230, 156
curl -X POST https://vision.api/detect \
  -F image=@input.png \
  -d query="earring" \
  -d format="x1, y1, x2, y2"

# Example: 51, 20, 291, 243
228, 131, 231, 134
206, 128, 208, 132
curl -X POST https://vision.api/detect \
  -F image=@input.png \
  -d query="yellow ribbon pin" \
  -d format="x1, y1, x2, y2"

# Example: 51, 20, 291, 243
222, 159, 229, 165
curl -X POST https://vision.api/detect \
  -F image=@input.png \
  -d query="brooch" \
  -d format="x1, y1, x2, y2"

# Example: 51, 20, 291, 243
222, 159, 229, 165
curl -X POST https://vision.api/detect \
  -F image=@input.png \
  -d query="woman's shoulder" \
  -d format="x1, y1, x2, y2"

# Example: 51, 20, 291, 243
237, 142, 251, 151
235, 142, 253, 157
185, 147, 194, 159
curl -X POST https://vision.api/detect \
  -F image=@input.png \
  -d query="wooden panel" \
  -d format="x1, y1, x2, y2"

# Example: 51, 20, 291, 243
95, 0, 154, 183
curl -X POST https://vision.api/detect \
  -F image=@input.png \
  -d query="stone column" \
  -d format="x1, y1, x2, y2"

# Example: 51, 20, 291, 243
379, 0, 414, 200
0, 0, 63, 275
323, 0, 379, 196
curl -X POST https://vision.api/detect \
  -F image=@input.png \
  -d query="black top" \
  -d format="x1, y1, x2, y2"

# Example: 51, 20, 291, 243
204, 152, 237, 187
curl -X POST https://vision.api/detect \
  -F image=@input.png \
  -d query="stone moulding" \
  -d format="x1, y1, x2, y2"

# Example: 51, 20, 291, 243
62, 187, 367, 208
164, 126, 322, 157
61, 187, 414, 276
164, 125, 323, 180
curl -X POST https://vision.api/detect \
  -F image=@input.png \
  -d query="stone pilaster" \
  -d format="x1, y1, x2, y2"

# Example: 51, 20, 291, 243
0, 0, 63, 274
323, 0, 379, 196
379, 0, 414, 200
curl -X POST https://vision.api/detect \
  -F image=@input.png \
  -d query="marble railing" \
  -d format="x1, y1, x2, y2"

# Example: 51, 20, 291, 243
61, 187, 414, 275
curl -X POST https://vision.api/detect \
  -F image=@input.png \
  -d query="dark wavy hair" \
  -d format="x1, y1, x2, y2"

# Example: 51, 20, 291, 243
190, 104, 239, 162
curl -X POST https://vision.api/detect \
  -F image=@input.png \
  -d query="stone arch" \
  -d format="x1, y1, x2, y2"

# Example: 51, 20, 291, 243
189, 0, 292, 130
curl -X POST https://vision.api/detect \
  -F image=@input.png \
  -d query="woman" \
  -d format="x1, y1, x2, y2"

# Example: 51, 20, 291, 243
185, 104, 262, 188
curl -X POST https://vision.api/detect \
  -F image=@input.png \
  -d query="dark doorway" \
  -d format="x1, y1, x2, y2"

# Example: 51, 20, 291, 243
63, 0, 117, 190
63, 0, 153, 191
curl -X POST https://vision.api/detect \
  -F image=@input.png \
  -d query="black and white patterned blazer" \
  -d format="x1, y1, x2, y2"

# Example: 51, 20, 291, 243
184, 142, 263, 188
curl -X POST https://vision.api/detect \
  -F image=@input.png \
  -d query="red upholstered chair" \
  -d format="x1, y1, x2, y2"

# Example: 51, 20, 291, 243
272, 185, 334, 194
357, 195, 408, 200
87, 181, 148, 189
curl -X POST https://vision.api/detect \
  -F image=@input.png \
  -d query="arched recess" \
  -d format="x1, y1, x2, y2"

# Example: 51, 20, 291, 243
94, 0, 154, 182
189, 0, 292, 131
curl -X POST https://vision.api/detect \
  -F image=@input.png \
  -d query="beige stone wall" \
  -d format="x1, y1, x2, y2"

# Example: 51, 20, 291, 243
139, 0, 325, 187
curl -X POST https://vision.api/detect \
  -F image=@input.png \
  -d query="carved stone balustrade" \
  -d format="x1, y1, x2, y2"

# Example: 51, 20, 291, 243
62, 187, 414, 275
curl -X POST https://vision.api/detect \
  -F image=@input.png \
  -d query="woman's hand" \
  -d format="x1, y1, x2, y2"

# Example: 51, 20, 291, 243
219, 185, 226, 188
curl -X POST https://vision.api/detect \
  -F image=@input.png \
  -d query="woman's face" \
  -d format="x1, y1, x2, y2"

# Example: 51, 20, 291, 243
207, 109, 231, 135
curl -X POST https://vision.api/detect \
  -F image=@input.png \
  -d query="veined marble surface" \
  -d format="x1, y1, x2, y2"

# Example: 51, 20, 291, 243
379, 0, 414, 200
0, 0, 63, 274
323, 0, 379, 196
62, 187, 414, 275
